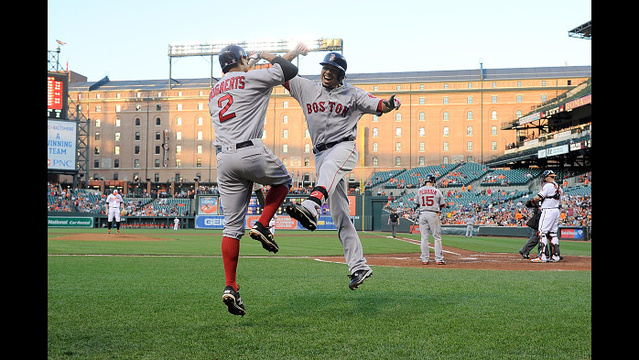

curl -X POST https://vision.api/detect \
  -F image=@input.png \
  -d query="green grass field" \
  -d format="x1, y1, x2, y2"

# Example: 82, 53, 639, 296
48, 229, 591, 359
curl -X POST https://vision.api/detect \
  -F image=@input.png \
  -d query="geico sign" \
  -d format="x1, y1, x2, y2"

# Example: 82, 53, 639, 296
204, 218, 224, 226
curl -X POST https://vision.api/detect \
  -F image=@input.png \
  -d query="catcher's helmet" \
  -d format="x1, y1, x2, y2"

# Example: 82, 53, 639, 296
320, 52, 347, 78
425, 174, 436, 184
542, 170, 556, 179
219, 45, 247, 73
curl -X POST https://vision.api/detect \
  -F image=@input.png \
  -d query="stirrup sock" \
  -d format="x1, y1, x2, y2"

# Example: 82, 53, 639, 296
258, 184, 289, 227
221, 236, 240, 291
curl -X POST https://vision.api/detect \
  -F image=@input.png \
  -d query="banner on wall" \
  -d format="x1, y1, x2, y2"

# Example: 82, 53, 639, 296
195, 215, 341, 230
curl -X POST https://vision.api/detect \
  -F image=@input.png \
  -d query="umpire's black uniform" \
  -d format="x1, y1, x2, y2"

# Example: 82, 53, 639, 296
518, 199, 544, 259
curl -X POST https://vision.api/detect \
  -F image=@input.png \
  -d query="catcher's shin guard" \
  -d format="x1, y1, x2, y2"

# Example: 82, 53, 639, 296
549, 234, 560, 257
538, 234, 549, 259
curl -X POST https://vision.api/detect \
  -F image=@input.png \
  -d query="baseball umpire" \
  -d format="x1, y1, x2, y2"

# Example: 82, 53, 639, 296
518, 197, 544, 259
210, 44, 298, 316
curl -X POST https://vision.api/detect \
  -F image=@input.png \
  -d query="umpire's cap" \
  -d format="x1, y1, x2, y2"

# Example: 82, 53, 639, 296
219, 45, 247, 73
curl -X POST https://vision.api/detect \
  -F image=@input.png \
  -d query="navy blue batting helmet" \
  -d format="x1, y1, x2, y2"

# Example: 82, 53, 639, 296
425, 174, 436, 183
320, 52, 347, 75
219, 45, 247, 73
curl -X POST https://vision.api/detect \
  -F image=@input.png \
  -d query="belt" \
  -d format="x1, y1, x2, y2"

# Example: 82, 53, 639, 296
313, 136, 354, 154
215, 140, 254, 154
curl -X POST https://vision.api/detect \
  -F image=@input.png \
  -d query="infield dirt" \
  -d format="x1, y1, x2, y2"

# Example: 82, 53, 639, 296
50, 232, 590, 271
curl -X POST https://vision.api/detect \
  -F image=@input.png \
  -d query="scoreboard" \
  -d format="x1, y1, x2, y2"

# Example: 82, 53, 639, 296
48, 71, 75, 171
47, 72, 68, 119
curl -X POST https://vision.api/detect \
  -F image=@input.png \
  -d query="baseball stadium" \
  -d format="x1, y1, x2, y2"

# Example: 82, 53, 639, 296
48, 24, 591, 359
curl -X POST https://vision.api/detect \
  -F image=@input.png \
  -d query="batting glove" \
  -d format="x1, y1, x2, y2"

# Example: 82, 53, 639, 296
294, 43, 309, 56
384, 93, 401, 110
248, 51, 262, 67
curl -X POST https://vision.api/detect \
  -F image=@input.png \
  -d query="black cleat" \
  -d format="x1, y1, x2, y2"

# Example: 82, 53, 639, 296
222, 286, 246, 316
348, 269, 373, 290
285, 203, 317, 231
249, 221, 279, 253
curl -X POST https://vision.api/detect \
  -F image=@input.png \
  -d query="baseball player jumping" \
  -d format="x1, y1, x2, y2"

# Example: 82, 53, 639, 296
531, 170, 563, 263
414, 175, 447, 265
105, 189, 123, 234
282, 49, 401, 290
209, 44, 298, 316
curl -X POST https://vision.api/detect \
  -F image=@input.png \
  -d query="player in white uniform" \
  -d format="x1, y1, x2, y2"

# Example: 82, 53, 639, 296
282, 50, 401, 290
210, 44, 298, 316
531, 170, 563, 263
173, 217, 179, 230
105, 189, 123, 234
413, 175, 447, 265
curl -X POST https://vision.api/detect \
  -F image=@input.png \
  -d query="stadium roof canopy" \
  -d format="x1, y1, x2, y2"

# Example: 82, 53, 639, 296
69, 66, 591, 92
568, 21, 592, 39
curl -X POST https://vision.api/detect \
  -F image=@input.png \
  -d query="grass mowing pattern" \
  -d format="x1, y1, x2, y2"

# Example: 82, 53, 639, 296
48, 229, 591, 359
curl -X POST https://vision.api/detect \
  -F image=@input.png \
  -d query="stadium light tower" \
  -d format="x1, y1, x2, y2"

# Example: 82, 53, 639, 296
167, 38, 343, 88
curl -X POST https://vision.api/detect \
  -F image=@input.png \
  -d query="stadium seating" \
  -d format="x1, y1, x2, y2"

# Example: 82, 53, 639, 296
480, 168, 542, 186
437, 162, 490, 187
383, 164, 459, 189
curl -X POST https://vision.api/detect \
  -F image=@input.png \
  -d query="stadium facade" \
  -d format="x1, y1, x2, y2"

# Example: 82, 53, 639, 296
68, 65, 590, 194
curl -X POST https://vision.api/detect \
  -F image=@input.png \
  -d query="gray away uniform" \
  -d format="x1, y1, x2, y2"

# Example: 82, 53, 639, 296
414, 185, 446, 263
284, 77, 384, 274
209, 63, 292, 240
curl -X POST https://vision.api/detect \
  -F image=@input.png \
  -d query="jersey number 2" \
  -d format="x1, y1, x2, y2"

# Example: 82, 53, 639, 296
218, 94, 236, 122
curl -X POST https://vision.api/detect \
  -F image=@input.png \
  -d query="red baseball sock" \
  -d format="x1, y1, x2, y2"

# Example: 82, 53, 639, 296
258, 184, 289, 226
221, 236, 240, 291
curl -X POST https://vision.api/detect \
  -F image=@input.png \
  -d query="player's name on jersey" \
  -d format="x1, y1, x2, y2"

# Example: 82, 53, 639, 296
209, 75, 246, 99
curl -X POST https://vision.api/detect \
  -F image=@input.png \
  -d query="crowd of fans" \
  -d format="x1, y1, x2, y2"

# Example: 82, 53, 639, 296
47, 183, 189, 217
384, 177, 591, 228
48, 169, 591, 229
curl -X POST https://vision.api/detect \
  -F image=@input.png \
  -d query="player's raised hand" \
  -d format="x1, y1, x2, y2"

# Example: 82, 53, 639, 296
294, 43, 309, 56
248, 51, 262, 67
383, 93, 401, 112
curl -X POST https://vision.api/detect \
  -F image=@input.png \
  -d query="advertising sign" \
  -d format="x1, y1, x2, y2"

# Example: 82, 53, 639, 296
195, 215, 340, 230
48, 217, 94, 228
48, 119, 76, 171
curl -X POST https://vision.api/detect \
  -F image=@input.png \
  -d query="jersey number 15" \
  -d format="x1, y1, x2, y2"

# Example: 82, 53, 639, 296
420, 195, 435, 206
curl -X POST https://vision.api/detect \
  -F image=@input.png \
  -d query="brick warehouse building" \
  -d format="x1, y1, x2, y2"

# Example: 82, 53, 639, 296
68, 65, 590, 193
